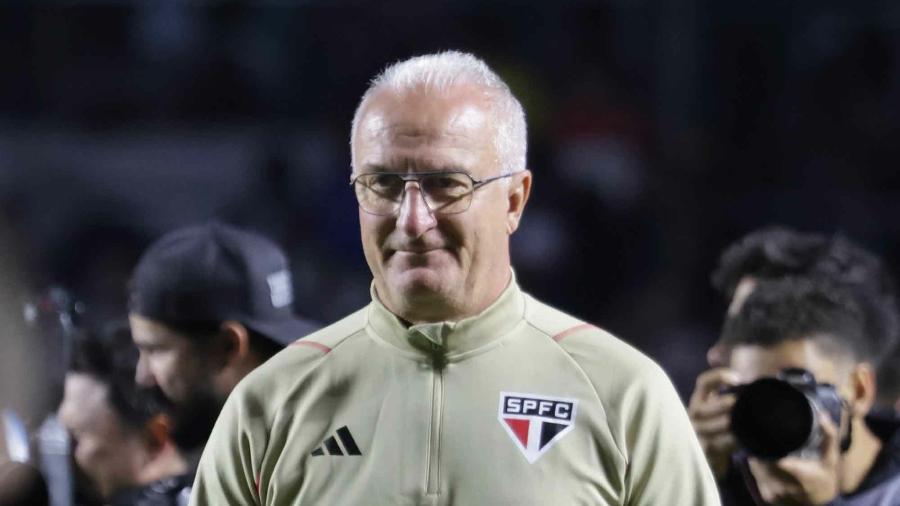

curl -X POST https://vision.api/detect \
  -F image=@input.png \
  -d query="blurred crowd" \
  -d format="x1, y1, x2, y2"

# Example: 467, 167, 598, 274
2, 1, 900, 394
2, 223, 900, 504
2, 0, 900, 505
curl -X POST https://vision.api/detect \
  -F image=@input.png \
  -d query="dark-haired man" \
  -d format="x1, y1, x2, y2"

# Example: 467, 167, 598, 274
58, 324, 188, 504
707, 227, 897, 366
693, 277, 900, 504
691, 228, 900, 490
128, 223, 318, 458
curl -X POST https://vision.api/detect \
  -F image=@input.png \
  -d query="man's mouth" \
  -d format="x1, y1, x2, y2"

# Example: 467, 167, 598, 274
388, 247, 452, 266
396, 248, 442, 254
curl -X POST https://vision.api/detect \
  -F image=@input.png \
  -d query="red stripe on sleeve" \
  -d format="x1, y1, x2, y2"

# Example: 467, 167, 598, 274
552, 323, 596, 342
291, 340, 332, 354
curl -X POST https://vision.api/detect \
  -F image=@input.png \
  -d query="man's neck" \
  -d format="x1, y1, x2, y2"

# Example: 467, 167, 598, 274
840, 416, 883, 493
382, 270, 512, 325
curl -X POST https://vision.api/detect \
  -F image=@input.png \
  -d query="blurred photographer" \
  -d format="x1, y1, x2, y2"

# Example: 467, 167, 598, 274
690, 277, 900, 505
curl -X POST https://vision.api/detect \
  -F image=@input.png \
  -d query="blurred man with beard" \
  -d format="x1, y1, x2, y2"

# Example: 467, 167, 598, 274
58, 323, 188, 505
128, 223, 317, 467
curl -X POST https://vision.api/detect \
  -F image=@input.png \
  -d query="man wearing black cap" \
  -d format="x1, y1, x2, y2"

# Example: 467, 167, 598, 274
128, 222, 317, 458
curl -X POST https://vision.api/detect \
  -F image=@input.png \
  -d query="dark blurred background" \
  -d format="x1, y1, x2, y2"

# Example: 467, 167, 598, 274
2, 0, 900, 397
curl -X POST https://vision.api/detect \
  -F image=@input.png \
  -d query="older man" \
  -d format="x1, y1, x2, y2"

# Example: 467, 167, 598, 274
191, 51, 718, 505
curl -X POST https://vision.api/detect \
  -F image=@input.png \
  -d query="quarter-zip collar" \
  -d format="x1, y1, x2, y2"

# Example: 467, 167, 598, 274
366, 271, 526, 362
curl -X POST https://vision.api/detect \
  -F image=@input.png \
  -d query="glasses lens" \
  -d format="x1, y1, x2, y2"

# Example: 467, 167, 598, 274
353, 172, 477, 215
354, 174, 404, 215
420, 173, 474, 214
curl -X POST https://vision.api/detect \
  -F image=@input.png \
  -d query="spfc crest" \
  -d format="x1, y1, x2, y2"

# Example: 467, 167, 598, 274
498, 392, 578, 463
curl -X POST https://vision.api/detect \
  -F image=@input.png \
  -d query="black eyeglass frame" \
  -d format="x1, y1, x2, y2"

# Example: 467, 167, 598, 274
349, 170, 524, 216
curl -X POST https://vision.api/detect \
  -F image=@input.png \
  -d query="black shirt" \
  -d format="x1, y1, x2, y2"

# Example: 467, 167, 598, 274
110, 474, 193, 506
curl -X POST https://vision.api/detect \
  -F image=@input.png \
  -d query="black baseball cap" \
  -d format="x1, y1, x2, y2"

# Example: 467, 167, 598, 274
129, 223, 318, 345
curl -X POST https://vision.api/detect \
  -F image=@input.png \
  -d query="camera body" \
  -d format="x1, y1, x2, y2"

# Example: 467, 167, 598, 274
728, 368, 844, 460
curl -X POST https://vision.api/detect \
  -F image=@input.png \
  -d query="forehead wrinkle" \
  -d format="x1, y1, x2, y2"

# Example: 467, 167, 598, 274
382, 124, 485, 150
384, 105, 488, 142
387, 127, 435, 147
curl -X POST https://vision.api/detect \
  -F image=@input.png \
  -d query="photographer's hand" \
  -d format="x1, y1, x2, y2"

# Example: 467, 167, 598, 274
688, 367, 740, 479
748, 411, 840, 505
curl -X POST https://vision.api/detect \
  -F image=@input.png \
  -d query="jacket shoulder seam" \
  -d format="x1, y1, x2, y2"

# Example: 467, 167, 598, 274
521, 307, 628, 465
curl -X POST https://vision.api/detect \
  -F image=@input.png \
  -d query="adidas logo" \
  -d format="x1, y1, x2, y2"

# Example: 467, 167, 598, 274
310, 426, 362, 456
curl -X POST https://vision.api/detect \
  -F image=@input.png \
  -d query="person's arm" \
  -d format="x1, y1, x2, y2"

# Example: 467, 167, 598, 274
622, 364, 722, 506
189, 387, 265, 506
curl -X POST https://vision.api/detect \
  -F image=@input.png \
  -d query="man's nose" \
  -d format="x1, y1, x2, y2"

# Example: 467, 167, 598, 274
135, 354, 156, 388
397, 184, 437, 237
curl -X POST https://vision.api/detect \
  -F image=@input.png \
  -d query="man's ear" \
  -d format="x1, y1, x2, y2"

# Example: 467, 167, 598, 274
506, 169, 532, 235
848, 362, 877, 418
218, 320, 252, 367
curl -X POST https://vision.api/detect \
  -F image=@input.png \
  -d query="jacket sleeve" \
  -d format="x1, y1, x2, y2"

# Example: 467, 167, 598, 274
621, 364, 722, 506
189, 385, 267, 506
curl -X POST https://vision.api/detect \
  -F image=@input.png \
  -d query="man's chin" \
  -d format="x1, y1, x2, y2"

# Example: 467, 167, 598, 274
169, 394, 223, 452
144, 386, 222, 452
390, 267, 453, 296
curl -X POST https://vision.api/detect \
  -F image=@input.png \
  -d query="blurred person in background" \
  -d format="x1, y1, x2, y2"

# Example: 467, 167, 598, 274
128, 223, 318, 468
692, 276, 900, 505
0, 221, 44, 469
1, 280, 83, 503
705, 227, 898, 370
191, 51, 718, 505
875, 343, 900, 414
59, 323, 189, 505
3, 288, 81, 447
691, 227, 900, 503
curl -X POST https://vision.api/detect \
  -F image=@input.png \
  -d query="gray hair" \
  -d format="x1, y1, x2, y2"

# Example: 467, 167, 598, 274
350, 51, 527, 176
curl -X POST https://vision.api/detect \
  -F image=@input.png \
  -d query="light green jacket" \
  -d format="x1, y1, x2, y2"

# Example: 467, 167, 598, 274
190, 281, 720, 505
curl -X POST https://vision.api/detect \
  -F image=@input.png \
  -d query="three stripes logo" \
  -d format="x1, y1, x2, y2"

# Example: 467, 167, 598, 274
499, 392, 577, 463
310, 426, 362, 456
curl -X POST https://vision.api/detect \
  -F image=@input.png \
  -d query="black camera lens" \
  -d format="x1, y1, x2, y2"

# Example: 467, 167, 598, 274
730, 377, 814, 460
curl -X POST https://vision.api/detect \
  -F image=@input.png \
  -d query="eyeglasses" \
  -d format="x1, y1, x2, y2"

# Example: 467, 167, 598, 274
350, 170, 520, 216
